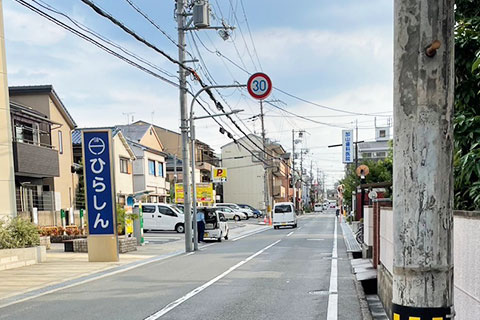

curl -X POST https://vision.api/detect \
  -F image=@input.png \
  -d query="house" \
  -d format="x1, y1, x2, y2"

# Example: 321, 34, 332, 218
358, 126, 391, 161
9, 85, 77, 225
132, 121, 219, 184
221, 134, 290, 211
116, 124, 169, 203
72, 128, 136, 207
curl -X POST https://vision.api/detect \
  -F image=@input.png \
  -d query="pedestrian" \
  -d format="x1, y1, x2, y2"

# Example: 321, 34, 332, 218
197, 209, 205, 243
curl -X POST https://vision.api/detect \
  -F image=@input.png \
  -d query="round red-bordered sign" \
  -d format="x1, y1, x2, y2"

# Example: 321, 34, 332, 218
247, 73, 272, 100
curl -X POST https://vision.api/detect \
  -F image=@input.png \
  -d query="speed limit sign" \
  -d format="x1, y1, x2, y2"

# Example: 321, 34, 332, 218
247, 73, 272, 100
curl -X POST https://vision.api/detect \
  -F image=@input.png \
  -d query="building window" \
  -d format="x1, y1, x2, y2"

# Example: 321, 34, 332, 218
362, 152, 372, 158
376, 152, 386, 158
120, 158, 129, 174
58, 131, 63, 154
148, 159, 156, 176
158, 162, 164, 177
379, 130, 386, 138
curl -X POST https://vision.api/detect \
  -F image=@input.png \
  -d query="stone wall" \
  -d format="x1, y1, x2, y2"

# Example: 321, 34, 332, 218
72, 237, 137, 254
377, 264, 393, 318
0, 246, 46, 270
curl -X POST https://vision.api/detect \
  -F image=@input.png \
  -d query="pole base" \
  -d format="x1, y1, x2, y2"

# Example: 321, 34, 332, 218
392, 303, 452, 320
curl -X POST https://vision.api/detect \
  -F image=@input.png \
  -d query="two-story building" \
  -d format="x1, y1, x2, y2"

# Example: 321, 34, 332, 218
132, 121, 219, 184
221, 134, 290, 211
117, 124, 169, 203
9, 85, 77, 225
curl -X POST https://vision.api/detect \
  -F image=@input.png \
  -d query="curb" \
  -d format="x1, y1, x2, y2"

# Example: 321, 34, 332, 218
348, 252, 373, 320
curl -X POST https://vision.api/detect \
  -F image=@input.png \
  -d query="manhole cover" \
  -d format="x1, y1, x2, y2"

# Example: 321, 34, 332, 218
308, 290, 329, 296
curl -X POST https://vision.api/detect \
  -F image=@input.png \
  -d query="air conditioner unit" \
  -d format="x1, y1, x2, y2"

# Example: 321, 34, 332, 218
193, 0, 210, 28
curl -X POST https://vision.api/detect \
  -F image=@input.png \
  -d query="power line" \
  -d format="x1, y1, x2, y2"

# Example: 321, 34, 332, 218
239, 0, 263, 70
14, 0, 180, 88
33, 0, 178, 81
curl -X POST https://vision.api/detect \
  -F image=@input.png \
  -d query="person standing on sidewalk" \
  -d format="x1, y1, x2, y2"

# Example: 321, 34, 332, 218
197, 209, 205, 243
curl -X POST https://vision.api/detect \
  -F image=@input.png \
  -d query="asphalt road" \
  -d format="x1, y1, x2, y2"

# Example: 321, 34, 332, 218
0, 213, 362, 320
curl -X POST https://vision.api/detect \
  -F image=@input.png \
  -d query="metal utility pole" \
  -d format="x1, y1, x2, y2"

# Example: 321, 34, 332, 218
260, 100, 270, 219
392, 0, 454, 319
176, 0, 193, 253
355, 119, 359, 170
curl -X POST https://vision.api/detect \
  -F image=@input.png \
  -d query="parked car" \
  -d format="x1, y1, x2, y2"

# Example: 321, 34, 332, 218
197, 207, 229, 242
273, 202, 297, 229
314, 203, 323, 212
215, 207, 247, 221
237, 204, 262, 218
328, 200, 337, 209
134, 203, 185, 233
215, 203, 253, 219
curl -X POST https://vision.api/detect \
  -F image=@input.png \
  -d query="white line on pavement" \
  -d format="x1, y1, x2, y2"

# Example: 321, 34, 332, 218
143, 240, 282, 320
327, 217, 338, 320
231, 226, 271, 242
286, 231, 294, 237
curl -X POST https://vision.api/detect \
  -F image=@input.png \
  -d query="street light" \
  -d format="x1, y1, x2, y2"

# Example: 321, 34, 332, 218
186, 84, 246, 251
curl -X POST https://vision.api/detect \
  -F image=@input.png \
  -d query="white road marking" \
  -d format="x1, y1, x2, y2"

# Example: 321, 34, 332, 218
184, 252, 195, 256
286, 231, 294, 237
306, 239, 325, 241
231, 226, 271, 242
144, 240, 282, 320
327, 217, 338, 320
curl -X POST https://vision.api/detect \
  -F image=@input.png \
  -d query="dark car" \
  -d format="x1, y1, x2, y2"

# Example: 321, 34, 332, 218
238, 204, 262, 218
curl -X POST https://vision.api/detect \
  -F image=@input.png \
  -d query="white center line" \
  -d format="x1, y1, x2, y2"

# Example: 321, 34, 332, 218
327, 216, 338, 320
231, 226, 271, 242
286, 231, 294, 237
144, 239, 282, 320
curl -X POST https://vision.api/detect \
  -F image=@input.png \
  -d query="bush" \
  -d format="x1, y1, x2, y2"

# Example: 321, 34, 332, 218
0, 218, 40, 249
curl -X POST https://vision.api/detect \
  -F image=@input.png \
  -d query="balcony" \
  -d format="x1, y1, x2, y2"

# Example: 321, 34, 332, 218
13, 141, 59, 178
273, 185, 286, 199
272, 159, 287, 177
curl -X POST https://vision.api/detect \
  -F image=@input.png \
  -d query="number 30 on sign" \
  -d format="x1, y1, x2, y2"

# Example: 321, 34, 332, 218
247, 72, 272, 100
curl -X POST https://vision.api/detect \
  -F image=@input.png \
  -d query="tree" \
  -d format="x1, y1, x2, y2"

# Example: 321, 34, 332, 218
454, 0, 480, 210
339, 142, 393, 208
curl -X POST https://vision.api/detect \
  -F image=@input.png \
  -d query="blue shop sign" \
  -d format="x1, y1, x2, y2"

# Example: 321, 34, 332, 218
82, 130, 115, 235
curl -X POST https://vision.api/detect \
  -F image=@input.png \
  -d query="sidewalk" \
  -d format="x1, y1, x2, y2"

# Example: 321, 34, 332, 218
0, 222, 270, 305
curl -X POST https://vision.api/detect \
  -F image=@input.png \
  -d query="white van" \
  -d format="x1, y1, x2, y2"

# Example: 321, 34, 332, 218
273, 202, 297, 229
134, 203, 185, 233
314, 203, 323, 212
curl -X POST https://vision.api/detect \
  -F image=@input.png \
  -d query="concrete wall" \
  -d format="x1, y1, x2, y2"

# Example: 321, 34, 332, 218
454, 211, 480, 320
222, 138, 265, 210
379, 207, 393, 275
0, 246, 46, 270
364, 206, 374, 246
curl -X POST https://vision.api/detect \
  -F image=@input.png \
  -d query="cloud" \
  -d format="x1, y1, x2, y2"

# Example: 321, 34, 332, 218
4, 6, 67, 46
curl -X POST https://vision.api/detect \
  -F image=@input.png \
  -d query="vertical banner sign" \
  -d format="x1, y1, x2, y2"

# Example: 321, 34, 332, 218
82, 130, 118, 262
342, 130, 354, 163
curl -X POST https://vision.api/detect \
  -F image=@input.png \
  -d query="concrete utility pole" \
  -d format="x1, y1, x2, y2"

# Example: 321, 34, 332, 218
176, 0, 193, 252
260, 100, 270, 218
392, 0, 454, 319
292, 130, 295, 205
0, 0, 17, 220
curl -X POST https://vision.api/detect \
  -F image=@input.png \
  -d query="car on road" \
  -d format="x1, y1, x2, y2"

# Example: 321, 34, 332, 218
328, 200, 337, 209
273, 202, 297, 229
215, 203, 254, 219
197, 207, 229, 242
134, 203, 185, 233
215, 207, 247, 221
314, 203, 323, 212
237, 204, 262, 218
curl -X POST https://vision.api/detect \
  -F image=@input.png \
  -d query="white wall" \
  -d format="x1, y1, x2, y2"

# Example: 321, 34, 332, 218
222, 137, 265, 209
379, 207, 393, 275
364, 206, 374, 246
454, 213, 480, 319
113, 135, 133, 196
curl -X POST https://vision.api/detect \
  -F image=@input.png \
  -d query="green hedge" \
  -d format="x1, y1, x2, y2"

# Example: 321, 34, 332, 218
0, 218, 40, 249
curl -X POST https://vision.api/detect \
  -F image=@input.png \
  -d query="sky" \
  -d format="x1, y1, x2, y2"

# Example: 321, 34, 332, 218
4, 0, 394, 188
